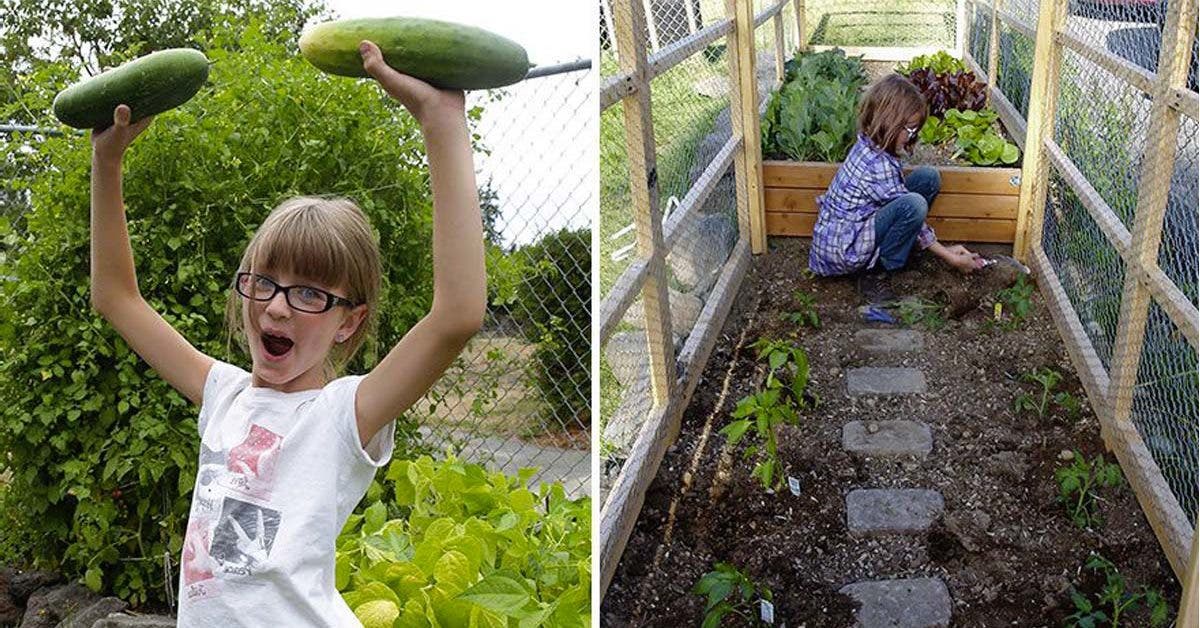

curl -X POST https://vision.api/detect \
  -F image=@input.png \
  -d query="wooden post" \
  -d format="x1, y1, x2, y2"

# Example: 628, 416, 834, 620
1012, 0, 1065, 262
773, 10, 786, 85
987, 0, 1002, 102
1105, 0, 1197, 580
601, 0, 619, 59
685, 0, 699, 34
794, 0, 807, 54
613, 0, 677, 407
728, 0, 767, 254
1179, 532, 1200, 628
956, 0, 967, 57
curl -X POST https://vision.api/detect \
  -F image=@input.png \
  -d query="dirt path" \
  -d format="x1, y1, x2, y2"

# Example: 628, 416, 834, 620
602, 238, 1178, 626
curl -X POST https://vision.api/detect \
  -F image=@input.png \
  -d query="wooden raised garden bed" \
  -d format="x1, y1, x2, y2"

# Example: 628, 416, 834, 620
763, 160, 1023, 243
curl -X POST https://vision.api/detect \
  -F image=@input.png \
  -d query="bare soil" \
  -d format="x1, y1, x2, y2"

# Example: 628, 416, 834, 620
601, 238, 1179, 626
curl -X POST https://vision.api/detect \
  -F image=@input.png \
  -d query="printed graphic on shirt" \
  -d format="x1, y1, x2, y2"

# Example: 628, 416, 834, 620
210, 496, 281, 577
183, 517, 217, 585
192, 463, 224, 515
224, 424, 282, 499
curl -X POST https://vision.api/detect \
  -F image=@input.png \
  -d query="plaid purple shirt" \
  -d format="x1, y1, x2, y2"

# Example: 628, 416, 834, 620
808, 134, 936, 276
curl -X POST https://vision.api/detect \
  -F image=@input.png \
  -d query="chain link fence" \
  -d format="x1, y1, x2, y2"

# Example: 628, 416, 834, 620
968, 0, 1198, 576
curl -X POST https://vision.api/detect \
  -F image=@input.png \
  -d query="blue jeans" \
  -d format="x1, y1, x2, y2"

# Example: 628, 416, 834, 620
873, 166, 940, 271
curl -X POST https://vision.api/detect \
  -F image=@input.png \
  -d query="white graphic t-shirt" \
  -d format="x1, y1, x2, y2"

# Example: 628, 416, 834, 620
177, 360, 395, 626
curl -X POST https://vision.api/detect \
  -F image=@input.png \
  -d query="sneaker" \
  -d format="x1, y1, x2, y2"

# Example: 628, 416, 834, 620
857, 268, 897, 305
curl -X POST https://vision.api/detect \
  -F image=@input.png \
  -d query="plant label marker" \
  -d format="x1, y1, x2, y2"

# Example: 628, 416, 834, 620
759, 599, 775, 624
787, 476, 802, 496
994, 302, 1003, 322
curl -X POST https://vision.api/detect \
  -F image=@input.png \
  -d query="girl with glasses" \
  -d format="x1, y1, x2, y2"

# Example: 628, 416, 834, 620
88, 40, 485, 626
808, 73, 985, 304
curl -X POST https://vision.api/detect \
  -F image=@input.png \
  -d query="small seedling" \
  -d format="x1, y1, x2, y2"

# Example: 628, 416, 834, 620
1066, 553, 1169, 627
1013, 367, 1081, 420
780, 290, 821, 329
894, 298, 946, 330
720, 338, 817, 490
994, 274, 1035, 330
1053, 390, 1083, 421
693, 562, 773, 627
1055, 451, 1123, 528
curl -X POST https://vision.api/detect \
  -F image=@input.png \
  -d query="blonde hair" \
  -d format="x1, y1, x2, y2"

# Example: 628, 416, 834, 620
858, 74, 927, 157
224, 196, 382, 380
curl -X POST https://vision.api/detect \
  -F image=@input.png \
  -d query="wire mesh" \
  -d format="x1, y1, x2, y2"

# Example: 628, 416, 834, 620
967, 0, 992, 71
1040, 166, 1127, 370
996, 21, 1035, 117
1159, 116, 1199, 307
802, 0, 958, 48
413, 66, 594, 498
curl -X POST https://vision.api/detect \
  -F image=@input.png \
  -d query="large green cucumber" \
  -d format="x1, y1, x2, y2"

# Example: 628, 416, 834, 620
53, 48, 210, 129
299, 17, 529, 90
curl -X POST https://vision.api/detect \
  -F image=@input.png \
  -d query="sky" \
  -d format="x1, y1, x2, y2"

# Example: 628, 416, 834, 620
317, 0, 597, 247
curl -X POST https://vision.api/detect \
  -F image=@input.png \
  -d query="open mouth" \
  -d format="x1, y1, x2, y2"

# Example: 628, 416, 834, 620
261, 332, 294, 358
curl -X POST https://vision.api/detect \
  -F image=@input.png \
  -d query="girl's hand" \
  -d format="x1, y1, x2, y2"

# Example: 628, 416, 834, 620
358, 40, 465, 125
944, 244, 984, 274
90, 105, 154, 164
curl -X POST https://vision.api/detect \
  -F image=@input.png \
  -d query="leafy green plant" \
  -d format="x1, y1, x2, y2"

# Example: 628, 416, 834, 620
336, 455, 590, 627
693, 562, 773, 628
896, 50, 966, 75
762, 49, 868, 162
1066, 554, 1169, 627
993, 273, 1035, 331
1013, 367, 1083, 420
780, 290, 820, 328
1055, 452, 1123, 528
895, 298, 946, 331
920, 108, 1019, 166
0, 15, 436, 605
720, 339, 816, 490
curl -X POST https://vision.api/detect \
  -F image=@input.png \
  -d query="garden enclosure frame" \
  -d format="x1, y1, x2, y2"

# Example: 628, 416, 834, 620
599, 0, 1200, 609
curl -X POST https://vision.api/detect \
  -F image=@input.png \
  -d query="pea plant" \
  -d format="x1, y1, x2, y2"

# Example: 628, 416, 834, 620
993, 274, 1035, 331
780, 290, 820, 329
693, 562, 773, 628
1066, 554, 1169, 628
1055, 451, 1123, 528
895, 297, 947, 331
720, 339, 817, 490
1014, 367, 1082, 420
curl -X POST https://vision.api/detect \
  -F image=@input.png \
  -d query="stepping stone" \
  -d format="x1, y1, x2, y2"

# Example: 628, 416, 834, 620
846, 489, 944, 536
839, 578, 952, 628
843, 420, 933, 458
854, 329, 924, 354
846, 367, 927, 396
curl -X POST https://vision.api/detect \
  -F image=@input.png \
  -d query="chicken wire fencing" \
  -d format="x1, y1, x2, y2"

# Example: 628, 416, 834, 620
970, 0, 1198, 575
0, 61, 595, 498
599, 0, 797, 505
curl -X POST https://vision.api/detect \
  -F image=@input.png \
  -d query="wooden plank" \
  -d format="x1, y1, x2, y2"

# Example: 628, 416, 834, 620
1179, 532, 1199, 628
806, 45, 947, 61
765, 212, 1017, 242
1106, 0, 1198, 582
1173, 86, 1199, 120
956, 0, 967, 57
764, 188, 1018, 219
1056, 29, 1155, 96
773, 12, 786, 85
730, 0, 766, 253
1044, 137, 1199, 348
600, 239, 751, 596
794, 0, 807, 51
663, 135, 742, 253
990, 83, 1029, 150
987, 0, 1002, 99
1012, 0, 1066, 261
599, 258, 649, 346
600, 73, 636, 112
614, 0, 676, 406
753, 0, 787, 28
642, 0, 661, 52
763, 161, 1022, 195
647, 19, 734, 81
996, 8, 1037, 40
601, 0, 619, 60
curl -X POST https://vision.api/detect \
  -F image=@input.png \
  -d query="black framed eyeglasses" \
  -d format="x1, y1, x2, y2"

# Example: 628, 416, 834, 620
235, 272, 357, 314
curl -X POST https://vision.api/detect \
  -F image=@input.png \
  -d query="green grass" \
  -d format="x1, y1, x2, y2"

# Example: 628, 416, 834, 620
805, 0, 956, 47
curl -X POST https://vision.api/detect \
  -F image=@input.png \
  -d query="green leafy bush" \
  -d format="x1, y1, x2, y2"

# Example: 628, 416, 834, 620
692, 562, 772, 628
336, 455, 590, 627
512, 228, 591, 432
0, 15, 439, 604
762, 49, 868, 162
895, 50, 966, 76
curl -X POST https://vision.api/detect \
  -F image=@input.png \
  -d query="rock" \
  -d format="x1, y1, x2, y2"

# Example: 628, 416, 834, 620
847, 489, 945, 536
20, 583, 98, 628
57, 597, 127, 628
853, 329, 925, 354
839, 578, 952, 628
9, 571, 61, 606
604, 332, 651, 388
693, 76, 728, 99
843, 420, 933, 458
668, 213, 736, 295
0, 567, 20, 627
985, 451, 1029, 480
622, 288, 703, 340
91, 615, 177, 628
602, 371, 653, 456
846, 367, 928, 396
1059, 449, 1075, 461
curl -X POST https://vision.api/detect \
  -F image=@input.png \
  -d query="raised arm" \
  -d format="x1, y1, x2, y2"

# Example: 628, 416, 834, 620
354, 41, 487, 446
90, 105, 214, 405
